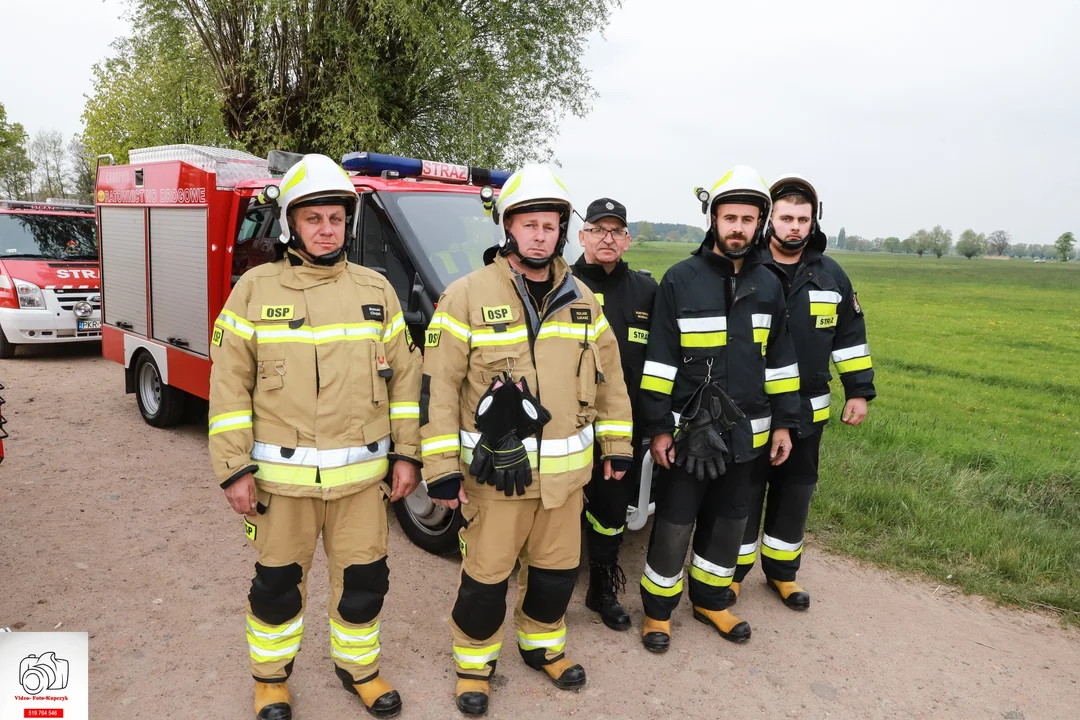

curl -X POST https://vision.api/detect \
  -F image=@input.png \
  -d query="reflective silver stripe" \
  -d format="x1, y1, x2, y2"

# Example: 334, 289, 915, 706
643, 563, 682, 588
315, 326, 380, 342
209, 414, 252, 433
251, 438, 390, 469
422, 436, 460, 454
249, 642, 301, 659
677, 316, 726, 332
766, 363, 800, 381
750, 416, 772, 434
518, 631, 566, 649
461, 430, 538, 452
472, 327, 529, 345
382, 315, 405, 342
810, 393, 832, 411
808, 290, 842, 304
454, 647, 501, 664
691, 553, 735, 578
672, 411, 681, 425
539, 425, 594, 457
643, 360, 678, 380
389, 403, 419, 418
832, 343, 871, 362
246, 617, 303, 640
330, 624, 379, 643
751, 313, 772, 328
739, 542, 758, 556
331, 647, 381, 663
763, 533, 803, 552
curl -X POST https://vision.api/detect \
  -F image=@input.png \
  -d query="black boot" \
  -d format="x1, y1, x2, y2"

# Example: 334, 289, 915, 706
585, 561, 631, 631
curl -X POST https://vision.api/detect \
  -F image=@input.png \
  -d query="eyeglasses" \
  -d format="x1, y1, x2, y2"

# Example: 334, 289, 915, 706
584, 227, 629, 240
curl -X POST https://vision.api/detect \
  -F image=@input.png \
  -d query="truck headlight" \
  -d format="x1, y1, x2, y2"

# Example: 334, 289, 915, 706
13, 279, 45, 309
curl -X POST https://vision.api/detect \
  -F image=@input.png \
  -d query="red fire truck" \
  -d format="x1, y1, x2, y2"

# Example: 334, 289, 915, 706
0, 201, 100, 358
94, 143, 556, 553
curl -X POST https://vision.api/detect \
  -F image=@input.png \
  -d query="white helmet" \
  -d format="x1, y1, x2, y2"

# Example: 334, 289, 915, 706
275, 154, 359, 244
491, 164, 574, 268
704, 165, 771, 225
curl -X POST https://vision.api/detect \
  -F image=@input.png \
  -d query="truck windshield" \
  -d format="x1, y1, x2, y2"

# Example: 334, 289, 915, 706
380, 191, 502, 286
0, 213, 98, 259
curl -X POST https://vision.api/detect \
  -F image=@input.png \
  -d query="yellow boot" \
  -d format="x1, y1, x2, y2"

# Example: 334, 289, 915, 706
692, 606, 752, 643
641, 616, 671, 653
254, 681, 291, 720
767, 578, 811, 610
455, 677, 490, 716
528, 656, 586, 690
341, 672, 402, 718
730, 581, 741, 603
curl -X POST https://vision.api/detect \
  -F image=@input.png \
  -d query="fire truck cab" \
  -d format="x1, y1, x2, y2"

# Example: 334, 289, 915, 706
0, 201, 101, 358
95, 144, 586, 553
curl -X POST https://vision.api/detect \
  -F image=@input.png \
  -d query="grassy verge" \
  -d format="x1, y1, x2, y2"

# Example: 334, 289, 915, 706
626, 243, 1080, 622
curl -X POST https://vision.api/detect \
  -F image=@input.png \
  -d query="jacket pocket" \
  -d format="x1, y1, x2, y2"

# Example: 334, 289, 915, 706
363, 413, 391, 445
370, 341, 390, 406
477, 346, 522, 384
576, 343, 604, 408
256, 357, 286, 391
253, 418, 298, 450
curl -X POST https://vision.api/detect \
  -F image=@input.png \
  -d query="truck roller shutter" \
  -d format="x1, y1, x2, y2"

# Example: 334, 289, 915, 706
149, 208, 210, 356
100, 207, 148, 336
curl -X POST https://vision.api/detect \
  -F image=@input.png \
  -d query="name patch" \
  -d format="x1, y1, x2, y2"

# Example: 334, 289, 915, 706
244, 518, 257, 541
363, 304, 385, 321
212, 327, 224, 346
426, 329, 442, 347
482, 305, 512, 323
629, 328, 649, 344
635, 310, 650, 322
261, 305, 294, 320
571, 308, 592, 324
816, 315, 838, 329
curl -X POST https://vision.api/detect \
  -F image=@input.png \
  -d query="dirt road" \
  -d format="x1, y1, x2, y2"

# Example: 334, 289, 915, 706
2, 345, 1077, 719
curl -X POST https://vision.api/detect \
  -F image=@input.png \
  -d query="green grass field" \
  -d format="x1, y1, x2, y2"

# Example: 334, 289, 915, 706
626, 243, 1080, 622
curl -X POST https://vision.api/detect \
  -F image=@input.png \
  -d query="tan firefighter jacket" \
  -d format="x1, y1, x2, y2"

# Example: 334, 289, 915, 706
420, 253, 634, 509
208, 249, 421, 499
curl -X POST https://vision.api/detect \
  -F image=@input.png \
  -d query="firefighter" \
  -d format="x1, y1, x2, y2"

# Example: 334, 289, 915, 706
209, 154, 422, 720
421, 165, 634, 716
732, 175, 875, 609
637, 165, 800, 653
570, 198, 657, 631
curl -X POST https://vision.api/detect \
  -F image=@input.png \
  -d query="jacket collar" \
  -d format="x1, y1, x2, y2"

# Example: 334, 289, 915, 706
281, 248, 347, 289
692, 232, 764, 276
573, 255, 628, 282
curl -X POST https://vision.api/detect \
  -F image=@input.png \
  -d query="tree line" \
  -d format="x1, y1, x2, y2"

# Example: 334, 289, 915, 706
628, 221, 705, 244
0, 103, 95, 204
828, 226, 1076, 262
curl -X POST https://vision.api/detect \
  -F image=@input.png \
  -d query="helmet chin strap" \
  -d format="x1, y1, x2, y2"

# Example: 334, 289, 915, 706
503, 230, 568, 270
709, 224, 758, 259
287, 223, 350, 266
766, 217, 813, 253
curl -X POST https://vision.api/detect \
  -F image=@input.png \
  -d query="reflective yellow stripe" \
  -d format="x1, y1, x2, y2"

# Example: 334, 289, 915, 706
389, 402, 420, 419
382, 312, 406, 342
813, 408, 830, 423
680, 331, 727, 348
454, 643, 501, 669
217, 309, 255, 339
471, 324, 529, 347
329, 618, 380, 664
208, 410, 253, 436
641, 574, 683, 597
596, 420, 633, 437
430, 312, 471, 343
809, 303, 838, 316
761, 534, 804, 561
753, 328, 770, 345
422, 434, 460, 457
689, 565, 734, 588
753, 431, 770, 448
254, 457, 389, 487
537, 445, 592, 474
737, 542, 758, 565
835, 356, 873, 373
585, 510, 624, 536
765, 377, 800, 394
247, 615, 303, 660
641, 376, 674, 394
517, 628, 566, 652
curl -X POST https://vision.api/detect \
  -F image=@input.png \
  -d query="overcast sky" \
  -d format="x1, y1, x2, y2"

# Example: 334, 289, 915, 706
4, 0, 1078, 244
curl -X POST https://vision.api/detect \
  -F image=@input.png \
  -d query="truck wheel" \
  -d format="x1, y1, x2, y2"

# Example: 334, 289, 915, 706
0, 332, 17, 359
393, 481, 462, 556
134, 353, 185, 427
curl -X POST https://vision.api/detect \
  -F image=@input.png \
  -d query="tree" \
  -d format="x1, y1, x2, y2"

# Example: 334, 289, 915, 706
81, 10, 231, 164
837, 227, 847, 250
0, 103, 33, 200
909, 229, 931, 257
987, 229, 1011, 256
1055, 232, 1075, 262
67, 135, 96, 205
900, 235, 917, 254
883, 236, 902, 253
130, 0, 617, 167
637, 221, 656, 242
827, 234, 837, 248
929, 225, 952, 258
956, 228, 988, 259
30, 129, 67, 199
1011, 243, 1028, 258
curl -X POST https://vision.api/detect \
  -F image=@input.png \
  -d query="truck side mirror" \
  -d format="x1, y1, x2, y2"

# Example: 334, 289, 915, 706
404, 273, 431, 325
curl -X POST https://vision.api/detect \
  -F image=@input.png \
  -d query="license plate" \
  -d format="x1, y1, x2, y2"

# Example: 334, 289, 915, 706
78, 320, 101, 330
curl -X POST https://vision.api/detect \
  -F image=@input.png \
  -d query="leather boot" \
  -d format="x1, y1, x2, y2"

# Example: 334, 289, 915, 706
455, 678, 490, 716
730, 581, 741, 604
692, 606, 752, 643
641, 616, 671, 653
254, 681, 291, 720
338, 669, 403, 718
526, 656, 586, 690
585, 561, 631, 631
767, 578, 810, 610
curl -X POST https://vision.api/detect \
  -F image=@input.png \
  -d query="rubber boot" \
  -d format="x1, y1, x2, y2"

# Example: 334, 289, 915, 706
730, 581, 741, 605
455, 678, 490, 716
254, 681, 291, 720
767, 578, 810, 611
692, 606, 752, 643
338, 669, 403, 718
525, 656, 587, 690
585, 561, 631, 631
641, 616, 671, 654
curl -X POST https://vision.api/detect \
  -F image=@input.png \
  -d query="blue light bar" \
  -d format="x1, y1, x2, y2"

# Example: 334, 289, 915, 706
341, 151, 510, 188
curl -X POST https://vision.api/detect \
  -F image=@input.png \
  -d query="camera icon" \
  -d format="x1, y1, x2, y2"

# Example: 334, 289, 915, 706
19, 652, 69, 696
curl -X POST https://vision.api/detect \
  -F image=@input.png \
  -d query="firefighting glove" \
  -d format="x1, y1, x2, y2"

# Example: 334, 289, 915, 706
514, 376, 551, 438
469, 374, 533, 495
674, 382, 744, 482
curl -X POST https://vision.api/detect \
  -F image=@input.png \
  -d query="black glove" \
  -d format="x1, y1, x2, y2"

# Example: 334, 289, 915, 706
674, 381, 744, 482
427, 473, 463, 500
469, 374, 542, 496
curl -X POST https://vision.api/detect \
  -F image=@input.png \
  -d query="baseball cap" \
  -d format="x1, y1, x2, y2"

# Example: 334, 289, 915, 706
584, 198, 627, 225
